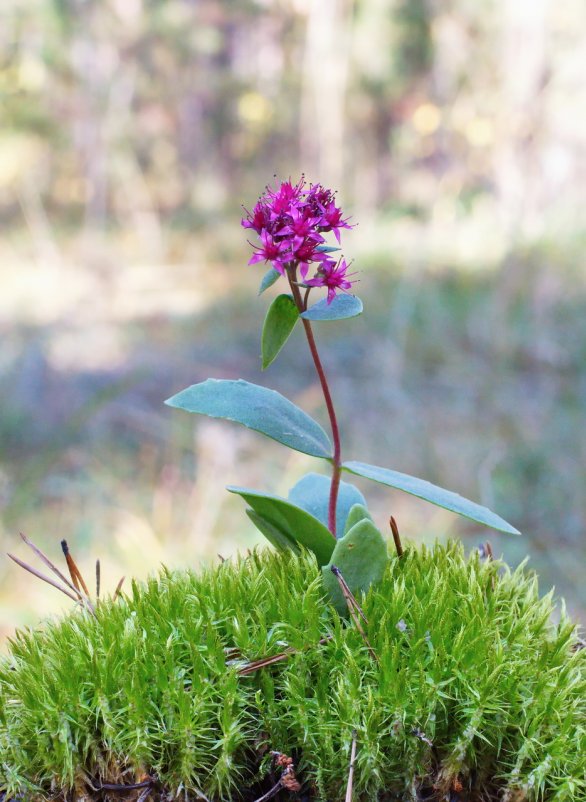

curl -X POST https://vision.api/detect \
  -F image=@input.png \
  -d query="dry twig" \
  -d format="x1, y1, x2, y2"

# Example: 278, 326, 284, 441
389, 516, 404, 557
19, 533, 81, 598
61, 540, 91, 597
237, 637, 332, 676
113, 576, 126, 601
6, 554, 79, 603
330, 565, 379, 665
96, 559, 101, 601
345, 730, 357, 802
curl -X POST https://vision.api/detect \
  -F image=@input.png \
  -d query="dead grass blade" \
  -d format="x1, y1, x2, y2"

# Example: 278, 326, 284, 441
96, 559, 101, 601
19, 532, 80, 598
61, 539, 91, 597
113, 576, 126, 600
389, 516, 404, 557
7, 554, 80, 603
331, 565, 379, 665
237, 636, 332, 676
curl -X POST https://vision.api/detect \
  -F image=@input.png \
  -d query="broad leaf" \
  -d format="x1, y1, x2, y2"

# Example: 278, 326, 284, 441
288, 473, 366, 539
322, 518, 389, 615
315, 245, 341, 253
245, 509, 299, 553
261, 294, 299, 369
343, 461, 521, 535
166, 379, 332, 459
301, 294, 363, 322
343, 503, 373, 536
228, 486, 335, 565
259, 268, 281, 294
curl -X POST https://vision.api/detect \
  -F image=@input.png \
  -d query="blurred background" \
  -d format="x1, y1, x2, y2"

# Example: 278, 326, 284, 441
1, 0, 585, 642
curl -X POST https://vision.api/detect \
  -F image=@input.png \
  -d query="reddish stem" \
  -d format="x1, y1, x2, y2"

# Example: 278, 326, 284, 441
287, 269, 341, 536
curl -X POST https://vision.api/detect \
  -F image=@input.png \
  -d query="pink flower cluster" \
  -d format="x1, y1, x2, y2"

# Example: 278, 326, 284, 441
242, 178, 356, 303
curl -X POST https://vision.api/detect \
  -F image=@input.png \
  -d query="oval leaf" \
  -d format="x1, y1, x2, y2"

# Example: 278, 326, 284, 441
228, 486, 335, 565
259, 268, 281, 295
301, 294, 363, 322
261, 294, 299, 370
166, 379, 332, 459
343, 503, 373, 536
245, 509, 300, 553
288, 473, 366, 539
322, 518, 389, 615
342, 461, 521, 535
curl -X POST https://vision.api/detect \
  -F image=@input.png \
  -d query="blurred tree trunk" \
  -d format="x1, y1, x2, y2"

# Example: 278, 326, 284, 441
300, 0, 353, 193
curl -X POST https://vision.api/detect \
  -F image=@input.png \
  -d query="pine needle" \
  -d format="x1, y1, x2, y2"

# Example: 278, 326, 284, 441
7, 554, 79, 603
19, 533, 81, 599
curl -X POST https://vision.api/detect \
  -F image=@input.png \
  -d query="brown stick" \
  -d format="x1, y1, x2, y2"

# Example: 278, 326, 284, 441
7, 554, 80, 602
331, 566, 379, 665
389, 516, 404, 557
237, 636, 332, 676
113, 576, 126, 600
61, 540, 91, 597
19, 533, 80, 598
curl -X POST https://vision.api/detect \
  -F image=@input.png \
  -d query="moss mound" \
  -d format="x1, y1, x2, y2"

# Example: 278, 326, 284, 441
0, 543, 584, 801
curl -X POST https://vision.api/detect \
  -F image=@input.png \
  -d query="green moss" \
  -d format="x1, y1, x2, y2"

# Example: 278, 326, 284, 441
0, 543, 584, 801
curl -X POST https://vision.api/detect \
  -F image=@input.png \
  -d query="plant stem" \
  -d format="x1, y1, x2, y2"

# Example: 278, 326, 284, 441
287, 269, 341, 536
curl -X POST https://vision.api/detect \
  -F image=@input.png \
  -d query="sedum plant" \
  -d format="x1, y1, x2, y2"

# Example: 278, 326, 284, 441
2, 178, 584, 802
166, 177, 519, 609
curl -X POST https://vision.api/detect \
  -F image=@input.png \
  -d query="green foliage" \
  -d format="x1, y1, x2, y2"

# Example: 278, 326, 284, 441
227, 485, 335, 565
343, 503, 374, 533
343, 460, 521, 535
288, 473, 366, 539
1, 544, 584, 801
261, 294, 298, 369
301, 294, 364, 321
322, 517, 389, 615
165, 378, 333, 459
258, 268, 281, 295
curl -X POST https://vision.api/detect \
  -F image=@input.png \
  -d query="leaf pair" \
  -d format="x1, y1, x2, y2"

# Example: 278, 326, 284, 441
260, 291, 364, 369
165, 379, 520, 535
229, 482, 388, 615
228, 473, 366, 563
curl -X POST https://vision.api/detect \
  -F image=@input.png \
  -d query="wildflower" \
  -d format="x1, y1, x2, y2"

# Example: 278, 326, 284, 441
290, 236, 330, 280
248, 230, 289, 274
319, 200, 352, 243
241, 177, 355, 290
241, 201, 269, 234
277, 205, 323, 242
306, 258, 357, 304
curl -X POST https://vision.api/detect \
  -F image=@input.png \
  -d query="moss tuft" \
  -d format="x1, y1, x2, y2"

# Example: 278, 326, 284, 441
0, 543, 584, 801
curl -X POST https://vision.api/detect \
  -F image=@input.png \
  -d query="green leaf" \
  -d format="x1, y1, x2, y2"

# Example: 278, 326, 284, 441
288, 473, 366, 539
343, 461, 521, 535
322, 518, 389, 615
166, 379, 332, 459
343, 503, 373, 536
245, 509, 299, 553
261, 294, 299, 369
259, 268, 281, 294
315, 245, 341, 253
228, 487, 335, 565
301, 294, 363, 321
